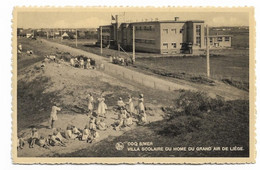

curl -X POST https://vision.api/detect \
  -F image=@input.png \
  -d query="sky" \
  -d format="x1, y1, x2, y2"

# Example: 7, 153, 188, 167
17, 10, 249, 29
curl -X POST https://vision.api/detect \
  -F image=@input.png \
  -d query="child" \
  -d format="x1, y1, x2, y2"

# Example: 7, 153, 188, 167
89, 117, 96, 130
124, 113, 133, 127
55, 128, 67, 143
87, 93, 94, 115
81, 125, 91, 141
29, 127, 39, 148
70, 58, 75, 67
115, 108, 127, 131
92, 129, 99, 140
72, 125, 82, 140
38, 136, 50, 149
126, 95, 135, 115
96, 118, 107, 131
64, 125, 77, 140
138, 98, 145, 115
80, 58, 85, 69
49, 103, 62, 129
50, 131, 66, 147
97, 95, 107, 117
117, 97, 125, 109
17, 136, 25, 150
86, 58, 91, 69
139, 110, 147, 125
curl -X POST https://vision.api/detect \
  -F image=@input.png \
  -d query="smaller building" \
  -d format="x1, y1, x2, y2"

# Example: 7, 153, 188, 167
207, 35, 232, 48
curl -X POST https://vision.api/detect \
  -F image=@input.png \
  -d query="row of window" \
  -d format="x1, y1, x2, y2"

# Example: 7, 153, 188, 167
135, 25, 155, 31
163, 28, 184, 34
209, 37, 230, 42
162, 42, 178, 49
135, 39, 156, 44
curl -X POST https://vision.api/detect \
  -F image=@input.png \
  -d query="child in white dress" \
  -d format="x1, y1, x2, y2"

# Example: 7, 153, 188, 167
126, 95, 135, 115
97, 95, 107, 117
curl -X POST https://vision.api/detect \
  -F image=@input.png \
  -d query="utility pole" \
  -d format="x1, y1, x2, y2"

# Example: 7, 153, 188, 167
75, 29, 78, 47
206, 25, 210, 77
60, 30, 62, 42
116, 15, 120, 52
100, 26, 103, 55
132, 25, 135, 63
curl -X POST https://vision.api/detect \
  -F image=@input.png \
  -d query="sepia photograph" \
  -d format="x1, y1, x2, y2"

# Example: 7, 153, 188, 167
12, 7, 255, 164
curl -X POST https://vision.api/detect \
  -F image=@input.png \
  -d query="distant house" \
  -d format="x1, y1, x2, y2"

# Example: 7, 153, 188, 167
206, 35, 232, 48
61, 32, 70, 39
26, 33, 33, 38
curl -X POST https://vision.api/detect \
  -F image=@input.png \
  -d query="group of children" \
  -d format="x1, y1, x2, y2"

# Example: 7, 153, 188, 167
17, 93, 148, 150
70, 57, 93, 69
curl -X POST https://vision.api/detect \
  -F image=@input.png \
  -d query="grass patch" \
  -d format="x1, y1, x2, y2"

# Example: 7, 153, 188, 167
222, 78, 249, 91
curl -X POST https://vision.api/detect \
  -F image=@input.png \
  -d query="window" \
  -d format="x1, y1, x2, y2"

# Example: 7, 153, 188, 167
225, 37, 230, 42
163, 29, 168, 34
209, 37, 213, 43
217, 37, 223, 42
196, 37, 201, 46
172, 42, 177, 48
163, 43, 168, 49
196, 25, 201, 36
180, 29, 184, 33
171, 29, 176, 34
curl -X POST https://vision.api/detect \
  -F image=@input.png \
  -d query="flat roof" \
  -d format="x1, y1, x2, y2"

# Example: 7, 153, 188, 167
129, 20, 204, 24
99, 20, 204, 27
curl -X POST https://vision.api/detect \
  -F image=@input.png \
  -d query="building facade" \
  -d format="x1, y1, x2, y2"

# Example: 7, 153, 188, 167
98, 18, 206, 54
207, 35, 232, 48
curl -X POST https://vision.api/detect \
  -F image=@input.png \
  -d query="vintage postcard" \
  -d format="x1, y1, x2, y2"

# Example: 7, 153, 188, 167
12, 7, 255, 164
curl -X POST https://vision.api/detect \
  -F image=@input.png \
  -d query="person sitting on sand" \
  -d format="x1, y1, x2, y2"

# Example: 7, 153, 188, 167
48, 134, 66, 147
124, 113, 133, 127
97, 94, 107, 118
64, 125, 77, 140
89, 117, 96, 130
115, 107, 127, 131
37, 136, 50, 149
138, 110, 147, 125
70, 58, 75, 67
87, 93, 94, 116
55, 128, 68, 143
117, 97, 125, 110
17, 135, 25, 150
81, 125, 91, 141
29, 127, 39, 148
96, 118, 107, 131
50, 130, 67, 147
71, 125, 82, 140
49, 102, 62, 129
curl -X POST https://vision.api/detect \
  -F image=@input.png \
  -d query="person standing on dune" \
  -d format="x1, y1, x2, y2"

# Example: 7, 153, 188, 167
49, 102, 62, 129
